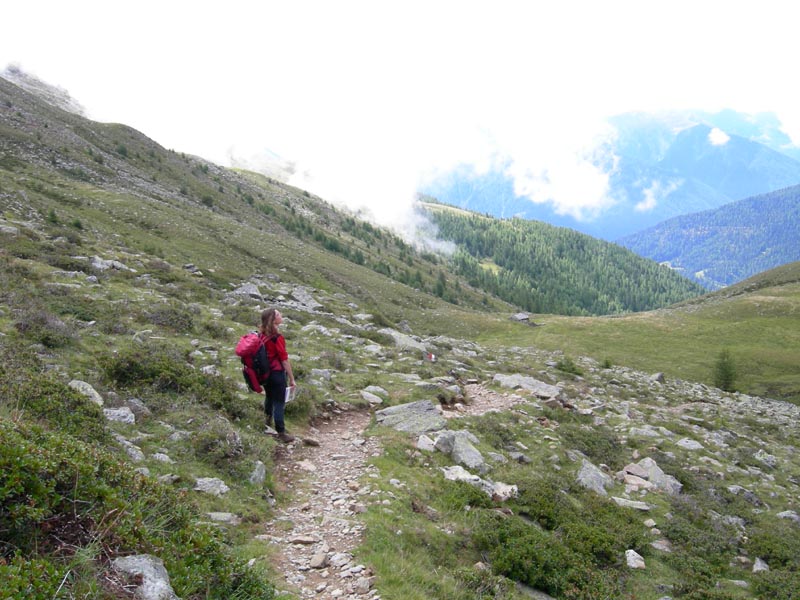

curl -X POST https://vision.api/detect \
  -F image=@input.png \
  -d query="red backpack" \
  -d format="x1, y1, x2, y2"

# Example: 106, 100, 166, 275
235, 332, 269, 393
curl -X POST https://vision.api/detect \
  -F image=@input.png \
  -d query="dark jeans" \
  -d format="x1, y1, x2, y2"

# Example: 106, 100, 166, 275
264, 370, 287, 433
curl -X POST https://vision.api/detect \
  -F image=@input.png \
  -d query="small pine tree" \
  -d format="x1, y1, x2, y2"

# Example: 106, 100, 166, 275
713, 349, 737, 392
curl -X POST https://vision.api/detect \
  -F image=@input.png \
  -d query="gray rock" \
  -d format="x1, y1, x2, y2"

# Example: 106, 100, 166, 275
311, 368, 333, 381
493, 374, 561, 399
310, 552, 329, 569
126, 397, 151, 418
92, 256, 135, 272
375, 400, 447, 434
613, 497, 652, 511
194, 477, 230, 496
360, 390, 384, 405
290, 286, 323, 310
68, 379, 104, 406
577, 459, 614, 496
753, 557, 770, 573
626, 549, 646, 569
364, 385, 388, 397
651, 539, 673, 553
440, 465, 516, 501
231, 283, 262, 299
378, 328, 427, 352
250, 460, 266, 485
777, 510, 800, 523
509, 452, 532, 464
636, 457, 683, 495
112, 555, 178, 600
628, 426, 663, 438
151, 453, 174, 464
650, 372, 665, 383
510, 312, 530, 322
676, 438, 704, 451
514, 583, 557, 599
450, 434, 487, 473
206, 512, 241, 526
623, 463, 650, 479
434, 430, 479, 454
416, 435, 436, 452
104, 407, 136, 424
753, 449, 777, 468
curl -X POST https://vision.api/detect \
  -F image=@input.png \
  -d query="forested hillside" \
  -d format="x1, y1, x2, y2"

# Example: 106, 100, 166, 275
420, 202, 705, 315
618, 185, 800, 289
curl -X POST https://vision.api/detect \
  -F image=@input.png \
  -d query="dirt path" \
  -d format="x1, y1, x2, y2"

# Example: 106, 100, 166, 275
261, 384, 527, 599
262, 407, 380, 599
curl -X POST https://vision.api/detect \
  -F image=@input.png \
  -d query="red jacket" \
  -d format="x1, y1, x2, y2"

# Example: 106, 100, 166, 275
265, 334, 288, 372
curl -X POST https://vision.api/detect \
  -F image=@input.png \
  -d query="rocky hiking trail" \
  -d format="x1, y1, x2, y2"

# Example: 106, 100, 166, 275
262, 383, 527, 600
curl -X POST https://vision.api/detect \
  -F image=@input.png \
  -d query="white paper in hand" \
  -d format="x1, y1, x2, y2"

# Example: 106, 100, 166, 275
285, 385, 296, 403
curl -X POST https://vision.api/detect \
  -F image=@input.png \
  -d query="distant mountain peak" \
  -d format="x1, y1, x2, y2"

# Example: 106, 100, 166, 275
1, 64, 86, 116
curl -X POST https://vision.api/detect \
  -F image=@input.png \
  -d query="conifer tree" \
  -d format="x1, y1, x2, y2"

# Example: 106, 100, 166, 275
713, 349, 737, 392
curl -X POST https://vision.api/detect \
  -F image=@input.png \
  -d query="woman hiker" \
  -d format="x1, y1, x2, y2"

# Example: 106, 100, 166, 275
261, 308, 296, 443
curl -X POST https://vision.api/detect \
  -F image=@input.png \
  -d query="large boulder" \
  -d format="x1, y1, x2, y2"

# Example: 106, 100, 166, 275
68, 379, 104, 406
375, 400, 446, 434
633, 457, 683, 495
112, 555, 178, 600
378, 328, 427, 353
576, 459, 614, 496
492, 374, 561, 399
435, 430, 487, 473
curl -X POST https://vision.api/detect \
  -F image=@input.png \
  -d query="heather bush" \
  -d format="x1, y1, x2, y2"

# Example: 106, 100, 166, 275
99, 342, 245, 418
0, 419, 275, 599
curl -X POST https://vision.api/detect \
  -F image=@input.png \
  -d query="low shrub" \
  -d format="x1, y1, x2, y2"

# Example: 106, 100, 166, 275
13, 306, 77, 348
558, 422, 626, 471
0, 557, 61, 600
435, 479, 495, 513
0, 419, 275, 599
473, 513, 623, 599
661, 495, 741, 571
99, 342, 245, 419
555, 356, 583, 376
512, 471, 577, 530
192, 419, 247, 475
752, 569, 800, 600
452, 566, 513, 599
0, 375, 108, 444
745, 516, 800, 570
143, 303, 195, 332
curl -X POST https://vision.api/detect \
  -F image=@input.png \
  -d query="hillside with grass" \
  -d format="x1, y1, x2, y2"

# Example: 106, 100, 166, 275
2, 73, 800, 600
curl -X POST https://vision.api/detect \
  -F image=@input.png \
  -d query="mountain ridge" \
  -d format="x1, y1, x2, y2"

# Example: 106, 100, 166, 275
618, 184, 800, 289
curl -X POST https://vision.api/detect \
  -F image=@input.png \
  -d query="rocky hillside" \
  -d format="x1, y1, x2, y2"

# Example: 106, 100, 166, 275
2, 72, 799, 600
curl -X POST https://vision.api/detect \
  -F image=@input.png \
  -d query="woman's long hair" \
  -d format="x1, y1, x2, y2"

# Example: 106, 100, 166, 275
260, 308, 279, 337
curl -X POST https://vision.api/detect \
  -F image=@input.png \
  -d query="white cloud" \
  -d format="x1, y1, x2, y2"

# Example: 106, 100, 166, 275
2, 0, 799, 232
635, 179, 682, 213
708, 127, 731, 146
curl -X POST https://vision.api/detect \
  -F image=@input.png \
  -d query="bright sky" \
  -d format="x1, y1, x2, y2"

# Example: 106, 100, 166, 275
3, 0, 799, 228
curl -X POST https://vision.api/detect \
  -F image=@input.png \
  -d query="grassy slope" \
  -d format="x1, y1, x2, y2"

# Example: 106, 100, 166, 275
473, 263, 800, 404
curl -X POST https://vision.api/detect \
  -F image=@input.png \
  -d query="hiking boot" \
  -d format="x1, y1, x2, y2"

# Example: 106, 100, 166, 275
277, 432, 295, 443
265, 415, 273, 428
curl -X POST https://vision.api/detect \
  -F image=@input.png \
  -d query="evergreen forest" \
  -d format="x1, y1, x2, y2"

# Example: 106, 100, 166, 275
421, 203, 705, 315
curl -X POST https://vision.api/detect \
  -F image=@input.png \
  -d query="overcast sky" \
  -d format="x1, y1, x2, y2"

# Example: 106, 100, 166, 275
3, 0, 799, 228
